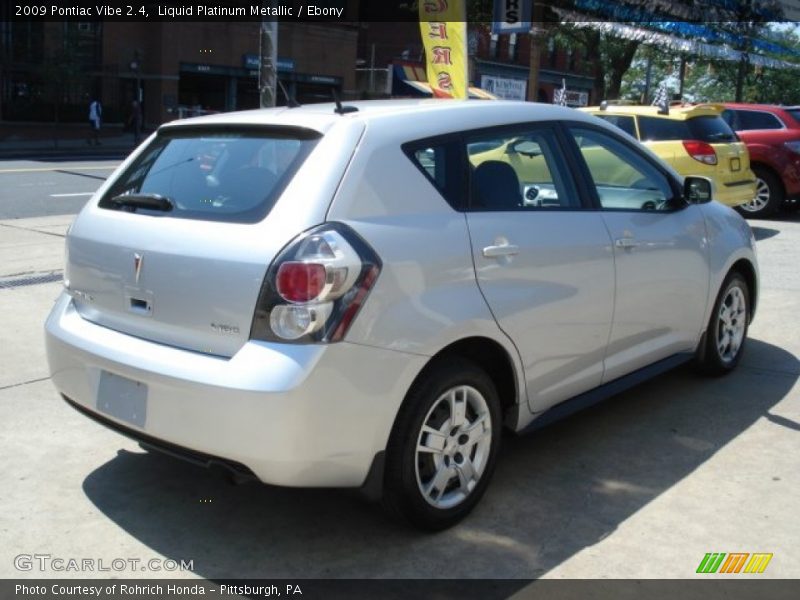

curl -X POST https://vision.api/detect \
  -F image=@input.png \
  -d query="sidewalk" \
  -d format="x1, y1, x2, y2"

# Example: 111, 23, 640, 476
0, 215, 72, 279
0, 122, 142, 159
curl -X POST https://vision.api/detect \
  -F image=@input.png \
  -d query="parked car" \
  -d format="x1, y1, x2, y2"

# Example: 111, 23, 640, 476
581, 103, 756, 209
720, 103, 800, 217
45, 100, 758, 530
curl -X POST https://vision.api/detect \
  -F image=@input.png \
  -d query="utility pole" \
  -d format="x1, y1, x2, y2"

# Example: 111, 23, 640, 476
526, 2, 546, 102
259, 1, 278, 108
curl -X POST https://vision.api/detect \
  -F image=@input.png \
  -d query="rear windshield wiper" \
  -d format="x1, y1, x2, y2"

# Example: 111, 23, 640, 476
110, 193, 174, 212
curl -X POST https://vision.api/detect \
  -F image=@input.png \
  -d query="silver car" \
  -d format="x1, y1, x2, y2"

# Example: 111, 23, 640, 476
45, 100, 758, 530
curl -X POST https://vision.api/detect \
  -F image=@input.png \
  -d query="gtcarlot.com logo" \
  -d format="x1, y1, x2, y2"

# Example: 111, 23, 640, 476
14, 554, 193, 573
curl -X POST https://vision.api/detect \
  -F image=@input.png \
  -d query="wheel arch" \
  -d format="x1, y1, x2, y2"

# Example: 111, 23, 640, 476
730, 258, 758, 320
407, 336, 524, 430
751, 162, 786, 199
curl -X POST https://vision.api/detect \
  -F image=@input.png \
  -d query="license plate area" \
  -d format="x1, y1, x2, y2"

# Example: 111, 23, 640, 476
97, 371, 147, 428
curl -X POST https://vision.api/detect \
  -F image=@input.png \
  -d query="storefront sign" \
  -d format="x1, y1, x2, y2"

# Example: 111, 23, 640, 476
242, 54, 295, 72
492, 0, 532, 35
480, 75, 527, 100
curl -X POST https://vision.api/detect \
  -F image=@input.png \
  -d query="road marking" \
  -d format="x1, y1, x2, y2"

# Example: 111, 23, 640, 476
50, 192, 94, 197
0, 165, 118, 174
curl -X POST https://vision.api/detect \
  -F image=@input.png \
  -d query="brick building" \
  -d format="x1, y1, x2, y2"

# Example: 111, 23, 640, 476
0, 19, 359, 128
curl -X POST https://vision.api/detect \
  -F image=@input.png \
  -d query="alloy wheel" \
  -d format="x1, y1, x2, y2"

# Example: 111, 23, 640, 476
414, 385, 492, 509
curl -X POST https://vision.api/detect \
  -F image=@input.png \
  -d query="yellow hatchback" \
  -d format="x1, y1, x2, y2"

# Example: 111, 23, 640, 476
580, 104, 756, 207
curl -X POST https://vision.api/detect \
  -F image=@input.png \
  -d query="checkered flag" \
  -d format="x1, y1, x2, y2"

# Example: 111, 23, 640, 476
554, 78, 568, 106
652, 82, 669, 114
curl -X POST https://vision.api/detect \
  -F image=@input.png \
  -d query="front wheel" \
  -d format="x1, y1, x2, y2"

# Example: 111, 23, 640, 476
383, 358, 502, 530
696, 272, 751, 375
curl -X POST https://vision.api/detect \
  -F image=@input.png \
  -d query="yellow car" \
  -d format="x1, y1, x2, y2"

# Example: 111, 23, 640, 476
580, 103, 756, 207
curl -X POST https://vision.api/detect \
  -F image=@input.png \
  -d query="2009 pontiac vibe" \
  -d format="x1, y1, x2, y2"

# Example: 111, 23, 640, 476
46, 100, 758, 530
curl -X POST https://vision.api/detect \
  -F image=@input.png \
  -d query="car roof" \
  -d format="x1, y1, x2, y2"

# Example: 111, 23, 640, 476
720, 102, 799, 113
581, 103, 725, 120
160, 99, 600, 135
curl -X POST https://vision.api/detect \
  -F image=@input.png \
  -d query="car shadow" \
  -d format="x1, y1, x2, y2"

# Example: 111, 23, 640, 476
750, 226, 780, 241
81, 338, 797, 580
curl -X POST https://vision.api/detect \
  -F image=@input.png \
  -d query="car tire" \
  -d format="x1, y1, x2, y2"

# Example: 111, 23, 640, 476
382, 357, 502, 531
696, 272, 751, 376
737, 166, 783, 218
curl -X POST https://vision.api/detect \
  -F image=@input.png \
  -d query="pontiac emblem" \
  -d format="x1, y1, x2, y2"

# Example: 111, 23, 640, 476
133, 253, 143, 284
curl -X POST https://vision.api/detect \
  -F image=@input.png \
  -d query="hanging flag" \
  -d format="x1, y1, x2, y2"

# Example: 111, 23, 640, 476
418, 0, 468, 99
554, 77, 568, 106
652, 82, 670, 114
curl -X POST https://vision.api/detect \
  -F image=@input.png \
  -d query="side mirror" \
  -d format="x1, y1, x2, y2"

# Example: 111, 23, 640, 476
684, 176, 714, 204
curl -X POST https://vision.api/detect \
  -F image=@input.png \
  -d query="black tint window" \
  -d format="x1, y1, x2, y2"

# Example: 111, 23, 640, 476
100, 128, 319, 223
638, 117, 691, 141
687, 116, 737, 142
595, 114, 637, 138
736, 110, 783, 130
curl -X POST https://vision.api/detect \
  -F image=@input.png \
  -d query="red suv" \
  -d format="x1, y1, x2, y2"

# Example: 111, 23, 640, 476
721, 103, 800, 217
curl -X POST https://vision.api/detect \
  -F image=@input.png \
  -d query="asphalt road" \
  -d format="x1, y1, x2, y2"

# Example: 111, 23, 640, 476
0, 158, 119, 219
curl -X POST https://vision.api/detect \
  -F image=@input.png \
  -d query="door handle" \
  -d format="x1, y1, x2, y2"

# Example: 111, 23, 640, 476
483, 243, 519, 258
615, 237, 640, 249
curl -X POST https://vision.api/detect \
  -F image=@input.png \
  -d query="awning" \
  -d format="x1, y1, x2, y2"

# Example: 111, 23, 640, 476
404, 80, 498, 100
391, 62, 497, 100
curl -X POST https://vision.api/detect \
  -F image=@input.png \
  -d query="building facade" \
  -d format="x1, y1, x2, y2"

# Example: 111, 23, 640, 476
0, 19, 359, 127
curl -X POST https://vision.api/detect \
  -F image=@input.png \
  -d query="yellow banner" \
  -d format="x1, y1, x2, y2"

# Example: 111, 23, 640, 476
418, 0, 468, 99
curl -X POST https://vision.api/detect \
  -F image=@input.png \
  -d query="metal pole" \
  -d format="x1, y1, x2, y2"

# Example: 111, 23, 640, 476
259, 1, 278, 108
369, 44, 375, 94
526, 3, 545, 102
643, 52, 652, 103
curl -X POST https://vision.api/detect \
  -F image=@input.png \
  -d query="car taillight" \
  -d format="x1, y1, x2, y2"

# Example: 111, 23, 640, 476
683, 140, 717, 165
250, 223, 381, 343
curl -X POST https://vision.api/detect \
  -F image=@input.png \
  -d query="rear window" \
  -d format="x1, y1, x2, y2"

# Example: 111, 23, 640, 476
99, 127, 321, 223
639, 115, 736, 143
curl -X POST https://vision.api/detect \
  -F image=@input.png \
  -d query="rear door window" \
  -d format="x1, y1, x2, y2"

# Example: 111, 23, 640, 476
735, 110, 784, 130
638, 117, 691, 141
100, 127, 321, 223
594, 114, 638, 138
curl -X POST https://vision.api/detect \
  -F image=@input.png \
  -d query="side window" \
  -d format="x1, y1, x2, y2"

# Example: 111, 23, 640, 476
403, 139, 463, 209
638, 117, 691, 141
466, 129, 580, 210
721, 109, 739, 129
736, 110, 783, 130
569, 127, 676, 212
595, 114, 638, 138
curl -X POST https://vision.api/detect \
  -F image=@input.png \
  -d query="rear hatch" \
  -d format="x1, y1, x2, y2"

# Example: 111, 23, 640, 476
64, 120, 362, 357
638, 112, 752, 185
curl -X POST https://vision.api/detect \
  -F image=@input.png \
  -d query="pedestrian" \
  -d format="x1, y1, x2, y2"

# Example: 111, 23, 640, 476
88, 97, 102, 145
128, 99, 143, 144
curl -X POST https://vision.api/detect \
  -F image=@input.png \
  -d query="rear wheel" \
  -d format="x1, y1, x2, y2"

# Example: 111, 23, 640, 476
383, 358, 501, 531
696, 272, 750, 375
737, 166, 782, 218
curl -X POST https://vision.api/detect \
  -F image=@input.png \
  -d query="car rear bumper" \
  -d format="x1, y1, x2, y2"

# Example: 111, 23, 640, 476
717, 178, 757, 207
45, 292, 426, 487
